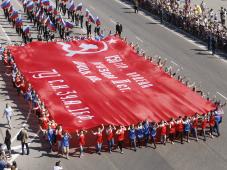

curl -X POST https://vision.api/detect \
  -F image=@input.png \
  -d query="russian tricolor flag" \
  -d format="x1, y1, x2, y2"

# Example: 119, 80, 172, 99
67, 0, 74, 11
65, 21, 74, 29
48, 20, 56, 31
10, 10, 19, 19
26, 1, 34, 11
41, 0, 49, 6
1, 0, 11, 9
88, 12, 95, 24
44, 16, 50, 26
76, 2, 82, 11
16, 17, 23, 26
96, 16, 101, 26
35, 8, 40, 17
23, 25, 30, 34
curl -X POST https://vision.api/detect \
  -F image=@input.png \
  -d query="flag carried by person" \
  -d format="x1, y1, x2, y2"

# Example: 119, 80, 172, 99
41, 0, 49, 6
16, 17, 23, 27
85, 8, 90, 17
88, 12, 95, 24
96, 16, 101, 26
47, 5, 53, 12
44, 16, 51, 26
26, 1, 34, 11
23, 0, 28, 5
47, 20, 56, 31
65, 21, 74, 29
1, 0, 11, 9
10, 10, 19, 19
35, 8, 40, 17
40, 13, 46, 23
8, 5, 13, 14
23, 25, 30, 34
75, 2, 82, 11
66, 0, 74, 11
56, 14, 62, 23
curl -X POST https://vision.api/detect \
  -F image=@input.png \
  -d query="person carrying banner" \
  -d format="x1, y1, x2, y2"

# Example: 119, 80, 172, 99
176, 116, 184, 144
106, 125, 116, 153
150, 121, 157, 149
76, 129, 87, 158
62, 131, 71, 159
183, 116, 191, 143
143, 120, 150, 147
55, 125, 63, 155
128, 124, 137, 152
116, 126, 126, 154
168, 118, 176, 144
136, 122, 144, 147
159, 120, 167, 145
201, 114, 208, 141
92, 124, 104, 155
209, 112, 215, 138
192, 113, 199, 141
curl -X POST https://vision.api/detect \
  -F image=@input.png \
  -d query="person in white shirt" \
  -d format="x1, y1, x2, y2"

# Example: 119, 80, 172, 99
3, 104, 14, 129
53, 161, 63, 170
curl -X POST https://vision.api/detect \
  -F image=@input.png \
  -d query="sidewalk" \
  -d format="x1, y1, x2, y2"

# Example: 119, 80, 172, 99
192, 0, 226, 12
0, 63, 40, 164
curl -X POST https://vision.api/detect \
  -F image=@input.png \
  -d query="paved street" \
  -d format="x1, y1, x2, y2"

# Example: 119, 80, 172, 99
0, 0, 227, 170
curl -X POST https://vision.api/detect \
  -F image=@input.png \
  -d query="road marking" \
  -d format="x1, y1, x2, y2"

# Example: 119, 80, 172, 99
113, 0, 227, 64
14, 0, 23, 8
9, 130, 41, 164
11, 128, 23, 143
11, 112, 32, 143
171, 60, 179, 66
217, 92, 227, 100
0, 24, 11, 43
89, 5, 95, 10
135, 36, 143, 43
110, 18, 117, 24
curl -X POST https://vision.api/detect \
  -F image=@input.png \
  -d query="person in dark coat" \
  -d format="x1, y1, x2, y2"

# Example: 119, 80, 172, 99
4, 129, 11, 157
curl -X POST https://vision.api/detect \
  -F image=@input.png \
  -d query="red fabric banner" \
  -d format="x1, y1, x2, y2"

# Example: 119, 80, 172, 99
9, 36, 215, 131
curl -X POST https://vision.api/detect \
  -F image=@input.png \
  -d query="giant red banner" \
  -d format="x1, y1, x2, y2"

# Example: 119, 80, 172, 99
9, 36, 215, 131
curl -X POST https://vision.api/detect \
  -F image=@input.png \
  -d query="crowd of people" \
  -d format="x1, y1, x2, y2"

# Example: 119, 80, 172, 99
0, 37, 225, 161
131, 0, 227, 53
1, 0, 107, 44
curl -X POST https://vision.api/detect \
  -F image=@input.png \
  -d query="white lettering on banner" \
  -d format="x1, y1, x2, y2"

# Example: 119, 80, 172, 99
60, 95, 78, 100
56, 91, 77, 96
72, 61, 91, 75
29, 69, 61, 79
51, 85, 69, 90
105, 55, 128, 69
30, 69, 94, 123
77, 115, 94, 121
112, 79, 131, 92
126, 72, 153, 88
72, 61, 102, 83
63, 100, 82, 105
85, 76, 102, 83
48, 79, 64, 84
92, 62, 118, 79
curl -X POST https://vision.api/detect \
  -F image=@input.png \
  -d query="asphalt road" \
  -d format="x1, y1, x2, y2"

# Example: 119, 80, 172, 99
0, 0, 227, 170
